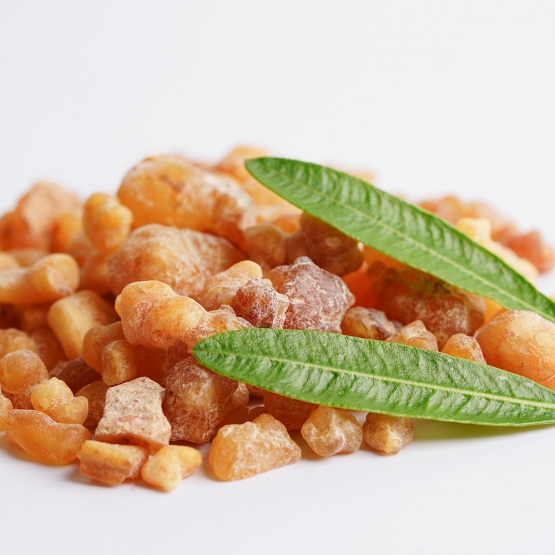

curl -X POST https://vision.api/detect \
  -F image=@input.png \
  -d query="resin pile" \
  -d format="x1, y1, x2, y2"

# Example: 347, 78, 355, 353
0, 147, 554, 490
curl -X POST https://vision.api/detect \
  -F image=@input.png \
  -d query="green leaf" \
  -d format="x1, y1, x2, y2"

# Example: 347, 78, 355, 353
193, 329, 555, 426
245, 157, 555, 323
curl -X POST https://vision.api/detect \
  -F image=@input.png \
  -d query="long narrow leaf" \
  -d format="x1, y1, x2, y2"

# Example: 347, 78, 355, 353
193, 329, 555, 426
245, 157, 555, 323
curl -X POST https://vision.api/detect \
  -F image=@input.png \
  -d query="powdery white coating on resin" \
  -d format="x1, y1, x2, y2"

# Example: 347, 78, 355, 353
267, 256, 354, 333
198, 260, 263, 311
162, 356, 239, 444
209, 414, 301, 481
363, 413, 413, 455
108, 224, 245, 298
95, 377, 171, 453
230, 277, 290, 328
117, 155, 256, 246
301, 406, 362, 457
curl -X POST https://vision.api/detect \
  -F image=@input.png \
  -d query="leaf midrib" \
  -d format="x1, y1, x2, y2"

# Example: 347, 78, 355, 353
196, 347, 555, 411
255, 160, 540, 315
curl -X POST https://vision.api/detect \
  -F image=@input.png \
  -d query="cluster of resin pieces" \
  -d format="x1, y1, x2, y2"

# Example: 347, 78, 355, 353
1, 147, 555, 489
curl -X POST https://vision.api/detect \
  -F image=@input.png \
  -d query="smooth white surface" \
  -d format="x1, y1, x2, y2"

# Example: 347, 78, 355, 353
1, 2, 555, 554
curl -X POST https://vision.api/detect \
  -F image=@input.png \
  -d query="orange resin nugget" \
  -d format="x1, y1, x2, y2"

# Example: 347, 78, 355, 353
6, 409, 91, 464
162, 356, 240, 444
0, 350, 48, 395
209, 414, 302, 481
245, 214, 363, 276
288, 213, 363, 276
368, 262, 484, 348
230, 277, 290, 328
301, 406, 362, 457
52, 358, 99, 394
76, 380, 109, 427
0, 182, 81, 250
117, 281, 250, 351
244, 224, 288, 271
214, 146, 299, 223
506, 230, 555, 274
421, 195, 555, 273
77, 440, 149, 486
363, 413, 413, 455
117, 155, 255, 246
262, 391, 317, 431
341, 307, 399, 339
83, 193, 133, 253
198, 260, 263, 311
82, 321, 126, 372
476, 310, 555, 389
108, 224, 244, 298
30, 377, 88, 424
386, 321, 439, 351
0, 393, 13, 431
30, 327, 66, 371
47, 290, 119, 360
0, 253, 79, 304
95, 377, 171, 453
101, 340, 139, 386
79, 249, 113, 295
0, 328, 36, 358
141, 445, 202, 491
267, 257, 354, 333
456, 217, 538, 283
214, 146, 269, 183
442, 333, 486, 363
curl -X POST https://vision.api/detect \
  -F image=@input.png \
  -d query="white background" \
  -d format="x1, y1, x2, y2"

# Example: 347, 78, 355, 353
1, 2, 555, 554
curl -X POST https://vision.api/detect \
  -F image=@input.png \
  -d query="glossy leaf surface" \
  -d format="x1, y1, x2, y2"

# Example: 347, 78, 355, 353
245, 157, 555, 323
193, 329, 555, 426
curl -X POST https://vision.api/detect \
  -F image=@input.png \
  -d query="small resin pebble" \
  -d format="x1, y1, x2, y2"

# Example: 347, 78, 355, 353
267, 257, 354, 333
199, 260, 263, 311
0, 254, 80, 305
301, 406, 362, 457
6, 409, 91, 464
230, 277, 290, 328
76, 380, 109, 427
244, 213, 363, 276
117, 154, 256, 246
141, 445, 203, 491
47, 290, 119, 360
95, 377, 171, 453
0, 182, 81, 251
30, 377, 89, 424
368, 262, 484, 348
363, 413, 413, 455
77, 440, 149, 486
108, 224, 245, 298
386, 320, 438, 351
0, 328, 36, 359
0, 350, 49, 395
82, 193, 133, 254
476, 310, 555, 389
442, 333, 486, 364
116, 280, 251, 352
209, 413, 302, 481
341, 307, 400, 340
162, 356, 239, 444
